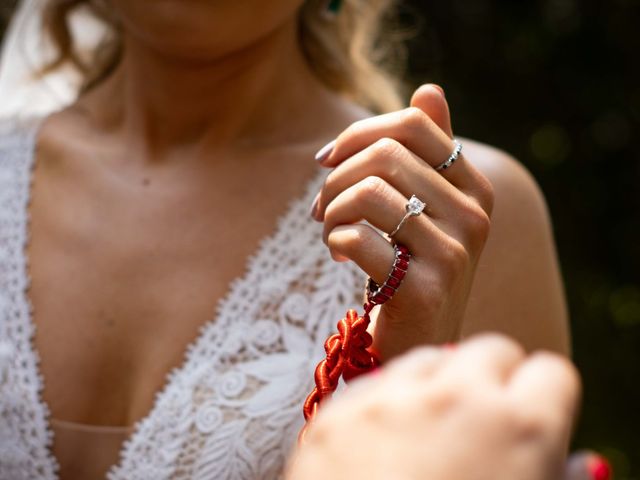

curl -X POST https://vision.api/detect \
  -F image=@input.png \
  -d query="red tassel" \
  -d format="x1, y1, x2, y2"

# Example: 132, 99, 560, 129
300, 306, 379, 441
299, 243, 409, 442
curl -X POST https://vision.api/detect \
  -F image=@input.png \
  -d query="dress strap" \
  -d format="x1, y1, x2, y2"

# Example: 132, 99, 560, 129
0, 114, 58, 480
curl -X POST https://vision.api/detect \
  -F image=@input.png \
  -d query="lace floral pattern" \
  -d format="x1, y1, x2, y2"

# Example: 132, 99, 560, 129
0, 118, 365, 479
0, 117, 57, 480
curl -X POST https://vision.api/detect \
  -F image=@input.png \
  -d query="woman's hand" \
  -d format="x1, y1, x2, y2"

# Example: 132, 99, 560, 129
287, 335, 581, 480
312, 84, 494, 359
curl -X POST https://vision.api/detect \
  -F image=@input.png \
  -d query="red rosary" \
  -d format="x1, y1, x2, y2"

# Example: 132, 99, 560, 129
300, 243, 411, 441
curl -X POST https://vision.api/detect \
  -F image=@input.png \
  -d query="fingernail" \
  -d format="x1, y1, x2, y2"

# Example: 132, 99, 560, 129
588, 456, 612, 480
314, 139, 336, 163
430, 83, 445, 98
309, 193, 320, 220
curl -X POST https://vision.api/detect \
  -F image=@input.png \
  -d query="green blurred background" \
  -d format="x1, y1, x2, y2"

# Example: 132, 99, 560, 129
399, 0, 639, 476
1, 0, 638, 476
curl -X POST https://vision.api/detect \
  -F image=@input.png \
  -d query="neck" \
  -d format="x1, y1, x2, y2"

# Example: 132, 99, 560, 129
79, 17, 340, 158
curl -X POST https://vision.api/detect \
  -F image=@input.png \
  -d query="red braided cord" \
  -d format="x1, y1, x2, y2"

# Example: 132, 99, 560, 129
299, 303, 379, 441
299, 243, 410, 443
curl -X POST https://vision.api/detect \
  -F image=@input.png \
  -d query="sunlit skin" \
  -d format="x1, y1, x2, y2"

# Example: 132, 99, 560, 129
28, 0, 569, 436
288, 335, 581, 480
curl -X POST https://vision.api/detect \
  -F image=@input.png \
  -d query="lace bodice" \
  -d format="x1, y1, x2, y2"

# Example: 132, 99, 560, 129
0, 117, 365, 480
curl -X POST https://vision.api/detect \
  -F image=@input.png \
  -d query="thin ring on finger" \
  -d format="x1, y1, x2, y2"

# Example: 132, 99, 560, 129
319, 109, 483, 195
317, 138, 468, 226
322, 177, 450, 258
435, 139, 463, 172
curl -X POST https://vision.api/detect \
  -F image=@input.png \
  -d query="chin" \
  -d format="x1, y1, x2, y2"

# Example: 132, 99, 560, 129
111, 0, 304, 61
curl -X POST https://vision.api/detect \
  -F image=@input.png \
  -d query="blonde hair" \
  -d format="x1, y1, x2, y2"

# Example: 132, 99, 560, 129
41, 0, 410, 113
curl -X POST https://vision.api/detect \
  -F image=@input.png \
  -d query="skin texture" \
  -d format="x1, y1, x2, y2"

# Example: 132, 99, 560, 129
286, 334, 581, 480
315, 89, 494, 360
316, 85, 569, 359
25, 0, 568, 434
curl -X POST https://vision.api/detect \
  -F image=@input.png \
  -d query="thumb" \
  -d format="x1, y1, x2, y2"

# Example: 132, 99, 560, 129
563, 451, 612, 480
409, 83, 454, 138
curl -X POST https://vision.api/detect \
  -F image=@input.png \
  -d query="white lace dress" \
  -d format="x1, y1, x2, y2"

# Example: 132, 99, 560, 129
0, 116, 365, 480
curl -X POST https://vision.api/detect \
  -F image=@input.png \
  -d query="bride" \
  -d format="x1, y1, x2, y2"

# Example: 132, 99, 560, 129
0, 0, 569, 478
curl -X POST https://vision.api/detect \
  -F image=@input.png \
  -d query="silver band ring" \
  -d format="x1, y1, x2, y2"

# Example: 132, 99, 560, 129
388, 195, 426, 238
435, 139, 462, 172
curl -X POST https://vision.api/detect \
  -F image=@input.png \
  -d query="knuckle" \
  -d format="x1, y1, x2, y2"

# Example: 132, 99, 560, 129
370, 137, 403, 159
509, 406, 548, 439
324, 167, 337, 186
472, 333, 524, 354
530, 352, 582, 397
441, 239, 470, 276
552, 355, 581, 388
462, 201, 492, 245
358, 176, 388, 204
401, 106, 428, 132
344, 118, 366, 137
421, 382, 462, 415
475, 175, 495, 216
411, 273, 446, 319
322, 200, 336, 226
367, 138, 404, 182
478, 335, 527, 367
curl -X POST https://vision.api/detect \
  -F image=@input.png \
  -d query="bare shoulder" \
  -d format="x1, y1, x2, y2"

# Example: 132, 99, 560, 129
459, 138, 571, 355
462, 138, 554, 254
462, 137, 548, 218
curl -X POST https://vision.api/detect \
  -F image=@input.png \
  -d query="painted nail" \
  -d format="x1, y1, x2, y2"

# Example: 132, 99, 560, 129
309, 193, 320, 220
314, 139, 336, 163
429, 83, 445, 98
588, 456, 612, 480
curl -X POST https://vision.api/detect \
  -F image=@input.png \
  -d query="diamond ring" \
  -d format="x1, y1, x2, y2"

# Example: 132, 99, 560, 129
435, 139, 463, 172
388, 195, 426, 238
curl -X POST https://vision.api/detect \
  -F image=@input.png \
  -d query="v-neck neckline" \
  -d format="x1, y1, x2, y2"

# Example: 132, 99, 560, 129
14, 114, 327, 478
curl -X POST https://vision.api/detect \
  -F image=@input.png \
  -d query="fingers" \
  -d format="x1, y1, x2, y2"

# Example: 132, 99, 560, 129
439, 334, 527, 384
382, 345, 448, 379
434, 335, 580, 431
410, 84, 453, 138
326, 223, 395, 285
508, 352, 581, 431
322, 176, 455, 260
345, 345, 448, 400
316, 138, 491, 252
326, 221, 444, 306
319, 108, 466, 185
317, 138, 455, 222
317, 105, 492, 213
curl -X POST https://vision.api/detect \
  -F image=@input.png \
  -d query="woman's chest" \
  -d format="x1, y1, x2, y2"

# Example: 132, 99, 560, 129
29, 229, 234, 426
26, 146, 321, 426
0, 123, 366, 479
